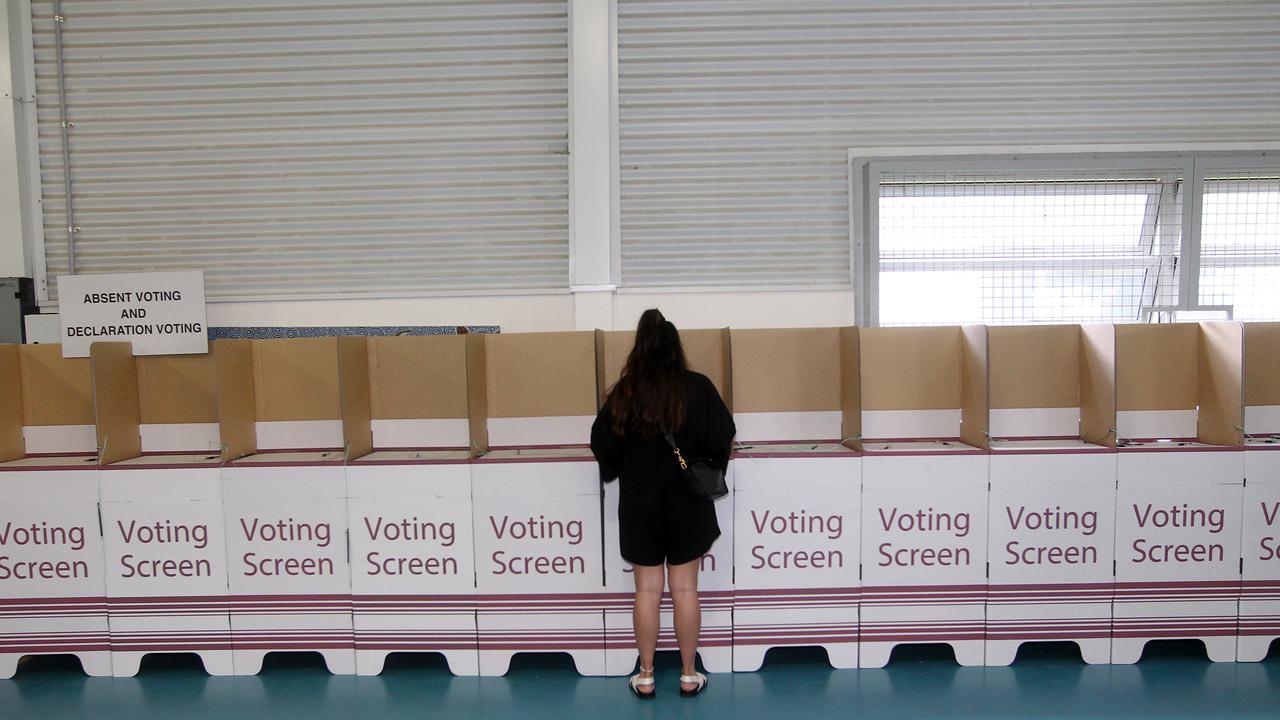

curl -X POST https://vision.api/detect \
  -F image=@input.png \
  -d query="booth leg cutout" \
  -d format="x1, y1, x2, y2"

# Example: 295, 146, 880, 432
111, 650, 233, 677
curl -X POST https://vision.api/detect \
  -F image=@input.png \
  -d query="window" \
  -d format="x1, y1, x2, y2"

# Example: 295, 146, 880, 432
1198, 169, 1280, 321
855, 153, 1278, 326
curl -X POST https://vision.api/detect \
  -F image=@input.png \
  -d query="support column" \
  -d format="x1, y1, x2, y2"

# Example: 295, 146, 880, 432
568, 0, 616, 330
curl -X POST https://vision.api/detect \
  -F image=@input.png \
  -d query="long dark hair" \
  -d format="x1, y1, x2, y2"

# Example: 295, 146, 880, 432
607, 309, 688, 436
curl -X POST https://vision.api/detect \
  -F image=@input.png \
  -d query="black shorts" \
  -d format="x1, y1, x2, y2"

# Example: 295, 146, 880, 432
617, 474, 721, 566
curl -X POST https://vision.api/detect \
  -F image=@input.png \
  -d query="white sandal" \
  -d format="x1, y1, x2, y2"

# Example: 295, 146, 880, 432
679, 671, 708, 697
629, 666, 655, 699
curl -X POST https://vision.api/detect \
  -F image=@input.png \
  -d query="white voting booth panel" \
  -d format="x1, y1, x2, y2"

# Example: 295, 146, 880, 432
99, 457, 234, 677
346, 451, 477, 676
1112, 447, 1244, 663
860, 444, 988, 668
986, 442, 1117, 665
731, 447, 860, 671
471, 448, 605, 677
221, 454, 354, 675
602, 467, 734, 675
1240, 442, 1280, 661
0, 457, 110, 678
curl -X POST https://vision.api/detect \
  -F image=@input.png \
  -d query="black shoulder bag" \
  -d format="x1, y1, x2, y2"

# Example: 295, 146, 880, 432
663, 433, 728, 500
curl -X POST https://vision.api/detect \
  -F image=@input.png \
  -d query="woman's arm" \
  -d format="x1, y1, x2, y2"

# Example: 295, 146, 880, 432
590, 401, 623, 483
703, 376, 736, 470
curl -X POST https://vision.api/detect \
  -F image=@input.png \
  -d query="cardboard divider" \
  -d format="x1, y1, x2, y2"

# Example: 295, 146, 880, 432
18, 343, 94, 429
840, 327, 860, 450
367, 334, 470, 425
337, 336, 373, 461
1197, 321, 1244, 446
1116, 324, 1199, 412
0, 346, 22, 462
251, 337, 342, 423
988, 325, 1079, 411
860, 326, 962, 413
730, 327, 842, 414
465, 332, 490, 456
960, 325, 989, 450
1243, 322, 1280, 432
595, 327, 733, 406
1080, 324, 1118, 448
90, 342, 142, 465
136, 354, 219, 426
214, 339, 257, 462
476, 331, 597, 450
1115, 322, 1243, 445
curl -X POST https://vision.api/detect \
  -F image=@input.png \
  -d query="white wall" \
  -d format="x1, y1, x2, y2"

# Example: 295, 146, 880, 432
7, 1, 1279, 336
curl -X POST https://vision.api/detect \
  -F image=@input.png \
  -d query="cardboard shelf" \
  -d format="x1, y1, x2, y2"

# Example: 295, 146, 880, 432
1244, 322, 1280, 437
478, 446, 595, 461
990, 438, 1111, 452
0, 454, 98, 470
102, 452, 224, 468
732, 441, 857, 457
861, 439, 984, 454
227, 449, 346, 465
352, 449, 471, 463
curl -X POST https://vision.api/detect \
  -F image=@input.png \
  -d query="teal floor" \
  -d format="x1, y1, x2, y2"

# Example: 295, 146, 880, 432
2, 643, 1277, 719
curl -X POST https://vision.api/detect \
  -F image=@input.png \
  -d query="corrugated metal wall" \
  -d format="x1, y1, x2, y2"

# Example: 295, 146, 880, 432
617, 0, 1280, 289
31, 0, 569, 302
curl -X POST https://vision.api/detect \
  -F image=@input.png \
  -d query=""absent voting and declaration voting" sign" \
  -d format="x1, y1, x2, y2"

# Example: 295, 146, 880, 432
58, 271, 208, 358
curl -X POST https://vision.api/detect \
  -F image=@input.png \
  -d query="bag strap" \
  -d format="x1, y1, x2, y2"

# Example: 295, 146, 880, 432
663, 433, 688, 470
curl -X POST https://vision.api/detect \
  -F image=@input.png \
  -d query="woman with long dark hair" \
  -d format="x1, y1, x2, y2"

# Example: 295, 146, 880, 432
590, 309, 735, 698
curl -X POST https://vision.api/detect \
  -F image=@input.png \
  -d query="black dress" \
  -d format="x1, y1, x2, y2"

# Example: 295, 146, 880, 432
590, 370, 736, 566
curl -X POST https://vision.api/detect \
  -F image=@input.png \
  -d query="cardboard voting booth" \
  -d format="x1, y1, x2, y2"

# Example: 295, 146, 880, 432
858, 326, 989, 668
1240, 322, 1280, 662
0, 344, 110, 678
985, 325, 1118, 665
345, 335, 478, 676
217, 338, 356, 675
730, 328, 862, 671
1112, 323, 1244, 664
468, 332, 605, 676
597, 328, 736, 675
93, 342, 234, 677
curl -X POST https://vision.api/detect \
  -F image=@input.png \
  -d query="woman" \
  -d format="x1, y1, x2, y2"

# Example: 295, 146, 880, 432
590, 309, 735, 698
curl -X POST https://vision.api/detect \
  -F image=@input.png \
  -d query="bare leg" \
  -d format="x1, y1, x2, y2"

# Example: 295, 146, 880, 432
632, 563, 664, 695
667, 557, 701, 691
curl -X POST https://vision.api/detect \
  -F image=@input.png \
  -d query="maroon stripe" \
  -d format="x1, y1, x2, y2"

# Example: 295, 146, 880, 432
0, 643, 112, 651
1119, 444, 1242, 453
0, 596, 108, 606
863, 449, 987, 457
1114, 581, 1241, 590
734, 635, 859, 645
987, 630, 1112, 637
862, 584, 986, 593
733, 587, 860, 597
988, 582, 1115, 591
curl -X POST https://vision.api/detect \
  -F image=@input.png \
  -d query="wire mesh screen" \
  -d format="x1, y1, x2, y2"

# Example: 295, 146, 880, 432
877, 169, 1183, 326
1198, 169, 1280, 321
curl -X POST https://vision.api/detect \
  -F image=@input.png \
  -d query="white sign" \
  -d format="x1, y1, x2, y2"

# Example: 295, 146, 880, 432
57, 271, 208, 357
